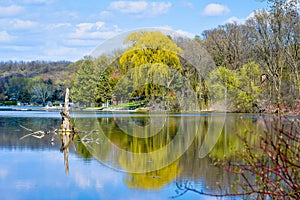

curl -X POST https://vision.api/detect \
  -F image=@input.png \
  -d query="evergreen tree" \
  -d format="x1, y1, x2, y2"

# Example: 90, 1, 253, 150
71, 60, 98, 106
94, 73, 112, 105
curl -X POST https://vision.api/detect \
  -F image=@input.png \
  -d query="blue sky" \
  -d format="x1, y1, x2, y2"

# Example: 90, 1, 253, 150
0, 0, 269, 61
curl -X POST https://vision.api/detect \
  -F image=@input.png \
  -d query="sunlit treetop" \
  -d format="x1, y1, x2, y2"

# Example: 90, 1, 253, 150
120, 31, 183, 74
124, 31, 182, 53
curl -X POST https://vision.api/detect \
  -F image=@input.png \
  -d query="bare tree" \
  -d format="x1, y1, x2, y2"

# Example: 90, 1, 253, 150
202, 23, 254, 70
246, 0, 300, 105
32, 82, 53, 106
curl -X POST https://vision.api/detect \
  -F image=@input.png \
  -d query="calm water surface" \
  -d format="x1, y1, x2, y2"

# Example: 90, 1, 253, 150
0, 109, 265, 200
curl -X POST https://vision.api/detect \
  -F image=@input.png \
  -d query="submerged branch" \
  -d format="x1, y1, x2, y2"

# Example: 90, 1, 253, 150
19, 124, 57, 140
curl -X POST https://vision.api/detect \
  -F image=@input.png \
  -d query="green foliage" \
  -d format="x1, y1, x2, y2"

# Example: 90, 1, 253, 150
208, 116, 259, 160
112, 73, 134, 101
207, 66, 239, 106
202, 0, 300, 106
73, 135, 93, 160
207, 62, 262, 112
94, 73, 112, 105
235, 62, 262, 112
71, 60, 99, 106
0, 100, 17, 105
5, 76, 32, 103
0, 60, 72, 103
120, 31, 182, 72
118, 31, 183, 107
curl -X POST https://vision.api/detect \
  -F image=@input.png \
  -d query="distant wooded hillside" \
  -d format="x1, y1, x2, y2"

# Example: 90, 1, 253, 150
0, 60, 74, 104
0, 60, 72, 78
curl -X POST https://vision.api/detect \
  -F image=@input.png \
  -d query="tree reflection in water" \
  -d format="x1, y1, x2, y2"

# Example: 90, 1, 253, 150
59, 132, 74, 175
14, 112, 281, 197
59, 131, 94, 175
72, 113, 261, 196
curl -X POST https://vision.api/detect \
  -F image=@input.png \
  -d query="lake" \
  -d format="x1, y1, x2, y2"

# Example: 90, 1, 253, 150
0, 109, 266, 200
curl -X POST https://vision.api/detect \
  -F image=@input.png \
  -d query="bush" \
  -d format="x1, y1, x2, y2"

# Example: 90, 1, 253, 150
0, 100, 18, 106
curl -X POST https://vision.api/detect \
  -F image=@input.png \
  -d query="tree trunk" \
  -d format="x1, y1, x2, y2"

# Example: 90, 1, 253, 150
60, 88, 72, 132
59, 88, 74, 175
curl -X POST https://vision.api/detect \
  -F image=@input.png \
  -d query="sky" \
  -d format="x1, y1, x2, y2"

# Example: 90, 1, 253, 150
0, 0, 269, 61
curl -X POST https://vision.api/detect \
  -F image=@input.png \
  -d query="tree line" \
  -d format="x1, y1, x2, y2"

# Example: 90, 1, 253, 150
70, 0, 299, 112
202, 0, 299, 111
1, 0, 298, 112
0, 60, 73, 105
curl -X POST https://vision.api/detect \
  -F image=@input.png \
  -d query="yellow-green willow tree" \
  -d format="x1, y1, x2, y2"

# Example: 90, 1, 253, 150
207, 62, 262, 112
119, 31, 183, 98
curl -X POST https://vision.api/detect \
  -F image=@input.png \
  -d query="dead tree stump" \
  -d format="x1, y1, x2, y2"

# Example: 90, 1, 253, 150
60, 88, 72, 132
59, 88, 73, 175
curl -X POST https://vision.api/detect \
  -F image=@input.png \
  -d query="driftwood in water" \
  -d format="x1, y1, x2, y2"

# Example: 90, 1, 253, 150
19, 125, 57, 140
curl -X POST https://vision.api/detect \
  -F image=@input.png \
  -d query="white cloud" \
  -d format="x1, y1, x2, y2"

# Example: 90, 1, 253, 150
0, 31, 15, 42
181, 1, 194, 9
0, 5, 24, 16
0, 18, 38, 30
149, 2, 172, 16
109, 1, 148, 14
70, 22, 121, 40
21, 0, 50, 3
157, 26, 195, 38
202, 3, 230, 16
2, 45, 32, 51
225, 11, 256, 24
72, 22, 104, 37
109, 1, 172, 17
52, 11, 79, 21
43, 45, 80, 59
225, 16, 245, 24
173, 29, 195, 38
65, 39, 99, 47
12, 19, 38, 29
46, 23, 72, 30
99, 11, 113, 19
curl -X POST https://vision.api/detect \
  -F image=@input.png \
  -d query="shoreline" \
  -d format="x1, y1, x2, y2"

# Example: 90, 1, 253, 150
0, 105, 299, 116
